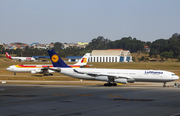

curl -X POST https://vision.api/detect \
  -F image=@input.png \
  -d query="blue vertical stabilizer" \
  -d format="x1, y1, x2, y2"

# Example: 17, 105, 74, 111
47, 50, 70, 68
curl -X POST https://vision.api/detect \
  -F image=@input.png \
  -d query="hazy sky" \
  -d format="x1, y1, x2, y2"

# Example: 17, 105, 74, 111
1, 0, 180, 44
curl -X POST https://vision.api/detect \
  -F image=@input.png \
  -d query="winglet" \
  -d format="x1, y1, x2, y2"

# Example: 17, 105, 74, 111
5, 52, 12, 59
47, 50, 70, 68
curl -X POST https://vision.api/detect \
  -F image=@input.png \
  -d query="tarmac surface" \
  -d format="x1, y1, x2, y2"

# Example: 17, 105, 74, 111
0, 83, 180, 116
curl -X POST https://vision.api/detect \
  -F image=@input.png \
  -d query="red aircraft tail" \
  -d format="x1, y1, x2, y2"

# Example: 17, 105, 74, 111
5, 52, 12, 59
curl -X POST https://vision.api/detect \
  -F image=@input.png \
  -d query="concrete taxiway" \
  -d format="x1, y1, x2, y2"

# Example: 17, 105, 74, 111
0, 83, 180, 116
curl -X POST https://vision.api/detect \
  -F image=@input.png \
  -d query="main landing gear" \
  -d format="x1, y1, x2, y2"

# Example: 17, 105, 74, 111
43, 69, 53, 76
163, 82, 166, 87
104, 83, 117, 86
44, 73, 53, 76
104, 76, 117, 86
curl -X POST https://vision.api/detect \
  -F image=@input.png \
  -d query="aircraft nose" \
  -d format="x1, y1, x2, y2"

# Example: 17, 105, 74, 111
176, 76, 179, 80
6, 66, 12, 71
6, 67, 10, 71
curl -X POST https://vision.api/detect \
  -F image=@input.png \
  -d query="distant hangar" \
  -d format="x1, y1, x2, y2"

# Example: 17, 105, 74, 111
89, 49, 133, 62
66, 49, 133, 63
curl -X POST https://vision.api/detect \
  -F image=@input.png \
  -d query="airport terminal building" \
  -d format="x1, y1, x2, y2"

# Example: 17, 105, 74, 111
89, 49, 133, 62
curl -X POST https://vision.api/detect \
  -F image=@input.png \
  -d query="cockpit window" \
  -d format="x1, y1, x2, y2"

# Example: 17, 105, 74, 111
171, 74, 176, 76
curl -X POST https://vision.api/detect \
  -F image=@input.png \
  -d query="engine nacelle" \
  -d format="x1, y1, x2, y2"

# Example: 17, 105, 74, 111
95, 76, 107, 81
127, 78, 135, 83
31, 69, 42, 74
48, 70, 55, 73
31, 70, 37, 74
115, 78, 127, 84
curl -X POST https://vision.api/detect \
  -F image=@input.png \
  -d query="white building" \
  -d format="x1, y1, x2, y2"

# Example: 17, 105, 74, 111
89, 49, 133, 62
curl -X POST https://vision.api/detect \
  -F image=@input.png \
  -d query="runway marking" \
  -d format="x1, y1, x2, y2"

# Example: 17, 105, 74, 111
0, 95, 37, 97
170, 113, 180, 116
112, 98, 154, 102
108, 95, 122, 97
78, 94, 93, 96
51, 94, 68, 96
60, 100, 74, 102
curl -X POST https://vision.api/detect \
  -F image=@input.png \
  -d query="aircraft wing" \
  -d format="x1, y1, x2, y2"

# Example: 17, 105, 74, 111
41, 67, 49, 72
73, 69, 133, 79
48, 67, 61, 73
34, 67, 59, 74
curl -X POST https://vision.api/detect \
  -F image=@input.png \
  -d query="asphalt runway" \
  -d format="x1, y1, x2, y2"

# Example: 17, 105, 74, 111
0, 83, 180, 116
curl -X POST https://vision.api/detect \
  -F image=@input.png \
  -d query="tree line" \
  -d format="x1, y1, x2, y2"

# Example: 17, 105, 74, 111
1, 33, 180, 60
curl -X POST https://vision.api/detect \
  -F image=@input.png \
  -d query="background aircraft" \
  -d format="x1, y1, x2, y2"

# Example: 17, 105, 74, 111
6, 52, 36, 61
47, 50, 179, 87
6, 53, 90, 76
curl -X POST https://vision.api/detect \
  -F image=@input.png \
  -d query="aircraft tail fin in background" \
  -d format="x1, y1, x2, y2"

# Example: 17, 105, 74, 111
5, 52, 12, 59
74, 53, 90, 66
47, 50, 70, 68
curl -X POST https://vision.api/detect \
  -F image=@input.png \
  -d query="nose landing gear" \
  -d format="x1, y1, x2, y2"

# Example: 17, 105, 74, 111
163, 82, 166, 87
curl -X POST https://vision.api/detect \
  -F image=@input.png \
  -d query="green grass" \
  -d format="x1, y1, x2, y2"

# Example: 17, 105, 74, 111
89, 62, 180, 70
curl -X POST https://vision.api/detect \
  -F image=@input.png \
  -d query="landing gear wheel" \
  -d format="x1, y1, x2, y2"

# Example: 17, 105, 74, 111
163, 82, 166, 87
104, 83, 112, 86
113, 83, 117, 86
43, 73, 53, 76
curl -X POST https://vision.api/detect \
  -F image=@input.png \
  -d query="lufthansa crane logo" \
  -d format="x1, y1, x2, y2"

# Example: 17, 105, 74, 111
51, 55, 59, 62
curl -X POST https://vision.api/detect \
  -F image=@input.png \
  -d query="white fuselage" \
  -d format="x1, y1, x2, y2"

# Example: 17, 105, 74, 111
59, 68, 179, 83
6, 65, 54, 74
6, 64, 87, 74
11, 57, 36, 61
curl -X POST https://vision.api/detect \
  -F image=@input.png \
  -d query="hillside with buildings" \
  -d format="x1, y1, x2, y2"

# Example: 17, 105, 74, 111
0, 42, 88, 50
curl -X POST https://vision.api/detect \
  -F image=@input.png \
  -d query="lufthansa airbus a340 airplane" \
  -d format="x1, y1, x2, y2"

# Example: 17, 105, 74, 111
47, 50, 179, 87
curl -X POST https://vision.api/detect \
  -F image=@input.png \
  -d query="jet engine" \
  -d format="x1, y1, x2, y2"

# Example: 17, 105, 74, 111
115, 78, 127, 84
31, 70, 37, 74
31, 69, 42, 74
95, 76, 107, 81
127, 78, 135, 83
